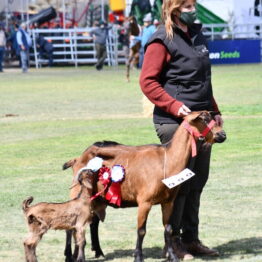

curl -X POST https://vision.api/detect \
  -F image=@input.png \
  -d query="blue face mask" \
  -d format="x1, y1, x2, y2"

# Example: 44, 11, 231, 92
179, 10, 197, 26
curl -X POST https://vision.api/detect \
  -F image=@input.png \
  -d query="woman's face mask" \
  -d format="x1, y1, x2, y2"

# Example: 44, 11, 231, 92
179, 10, 197, 26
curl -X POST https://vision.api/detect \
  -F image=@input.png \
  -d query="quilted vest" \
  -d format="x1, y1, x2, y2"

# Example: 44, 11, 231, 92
145, 24, 214, 124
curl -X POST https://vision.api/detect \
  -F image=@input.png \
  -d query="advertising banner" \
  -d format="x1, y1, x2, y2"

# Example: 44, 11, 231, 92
208, 39, 261, 64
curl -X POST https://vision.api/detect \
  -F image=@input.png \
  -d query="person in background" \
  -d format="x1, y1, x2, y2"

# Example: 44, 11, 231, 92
153, 18, 161, 29
16, 23, 32, 73
7, 23, 19, 61
37, 35, 54, 67
118, 18, 130, 65
0, 22, 6, 72
136, 13, 156, 67
140, 0, 223, 260
90, 21, 111, 70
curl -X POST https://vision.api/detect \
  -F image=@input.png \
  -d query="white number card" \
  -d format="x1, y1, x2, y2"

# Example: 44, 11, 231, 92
162, 168, 195, 189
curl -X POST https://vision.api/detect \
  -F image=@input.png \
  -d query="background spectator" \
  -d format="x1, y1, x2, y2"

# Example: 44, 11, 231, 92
37, 35, 54, 67
7, 24, 19, 61
16, 23, 32, 73
136, 13, 156, 68
90, 21, 111, 70
118, 18, 130, 65
0, 22, 6, 72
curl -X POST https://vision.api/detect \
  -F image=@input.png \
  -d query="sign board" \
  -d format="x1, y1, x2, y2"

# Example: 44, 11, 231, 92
162, 169, 195, 189
208, 39, 261, 64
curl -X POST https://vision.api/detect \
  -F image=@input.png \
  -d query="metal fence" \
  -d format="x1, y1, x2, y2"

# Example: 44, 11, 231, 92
30, 22, 262, 68
31, 26, 124, 68
202, 23, 262, 40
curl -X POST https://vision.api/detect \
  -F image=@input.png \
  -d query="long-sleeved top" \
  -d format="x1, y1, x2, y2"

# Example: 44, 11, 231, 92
16, 28, 32, 50
140, 40, 219, 121
90, 26, 111, 45
135, 24, 156, 47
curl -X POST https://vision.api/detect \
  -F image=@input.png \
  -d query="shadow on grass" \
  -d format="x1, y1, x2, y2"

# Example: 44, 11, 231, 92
200, 237, 262, 261
90, 247, 163, 261
89, 237, 262, 261
216, 237, 262, 258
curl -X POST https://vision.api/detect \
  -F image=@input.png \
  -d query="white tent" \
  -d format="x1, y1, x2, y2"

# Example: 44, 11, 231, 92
198, 0, 262, 23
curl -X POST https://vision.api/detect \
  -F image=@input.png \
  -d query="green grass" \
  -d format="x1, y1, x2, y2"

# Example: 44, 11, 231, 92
0, 65, 261, 262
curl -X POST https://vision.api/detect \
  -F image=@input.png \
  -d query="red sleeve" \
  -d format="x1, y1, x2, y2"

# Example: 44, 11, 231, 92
139, 41, 184, 117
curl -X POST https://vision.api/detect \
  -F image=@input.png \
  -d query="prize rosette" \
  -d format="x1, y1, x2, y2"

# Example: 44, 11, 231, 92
76, 157, 103, 178
86, 157, 103, 171
105, 165, 125, 206
91, 166, 111, 201
99, 166, 111, 185
111, 165, 125, 182
91, 164, 125, 207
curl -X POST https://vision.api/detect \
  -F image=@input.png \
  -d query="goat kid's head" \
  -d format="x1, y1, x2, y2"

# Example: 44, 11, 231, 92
185, 111, 226, 144
71, 170, 94, 190
74, 169, 106, 222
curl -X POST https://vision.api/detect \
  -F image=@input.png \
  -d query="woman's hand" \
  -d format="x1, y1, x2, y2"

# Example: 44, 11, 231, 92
177, 104, 191, 117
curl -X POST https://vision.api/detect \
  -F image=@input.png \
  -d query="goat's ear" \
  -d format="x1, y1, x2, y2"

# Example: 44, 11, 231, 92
184, 111, 202, 122
186, 111, 211, 123
95, 209, 106, 222
62, 158, 77, 170
198, 111, 212, 122
77, 172, 83, 184
81, 173, 93, 190
94, 205, 106, 222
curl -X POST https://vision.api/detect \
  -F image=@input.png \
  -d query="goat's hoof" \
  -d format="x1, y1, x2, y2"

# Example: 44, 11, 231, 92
65, 256, 74, 262
162, 245, 168, 258
167, 259, 179, 262
166, 254, 179, 262
134, 255, 144, 262
76, 258, 85, 262
95, 249, 104, 258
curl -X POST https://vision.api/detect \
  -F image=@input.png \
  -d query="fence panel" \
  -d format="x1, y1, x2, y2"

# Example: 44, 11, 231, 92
30, 23, 262, 67
31, 27, 120, 68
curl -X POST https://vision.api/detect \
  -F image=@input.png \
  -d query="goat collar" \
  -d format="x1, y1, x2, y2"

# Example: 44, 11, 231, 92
182, 119, 216, 157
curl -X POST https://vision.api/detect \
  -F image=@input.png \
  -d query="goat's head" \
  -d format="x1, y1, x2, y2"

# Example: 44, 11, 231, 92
76, 169, 106, 222
63, 158, 106, 222
184, 111, 226, 144
76, 171, 94, 190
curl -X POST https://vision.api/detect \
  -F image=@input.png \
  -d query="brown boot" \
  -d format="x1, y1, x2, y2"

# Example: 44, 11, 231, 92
183, 240, 219, 256
166, 237, 194, 260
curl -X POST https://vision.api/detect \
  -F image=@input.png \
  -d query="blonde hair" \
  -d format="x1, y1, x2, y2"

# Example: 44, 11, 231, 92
162, 0, 196, 39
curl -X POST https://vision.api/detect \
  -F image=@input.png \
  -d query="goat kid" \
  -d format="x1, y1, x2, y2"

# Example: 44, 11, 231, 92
63, 111, 226, 262
64, 157, 106, 262
22, 171, 106, 262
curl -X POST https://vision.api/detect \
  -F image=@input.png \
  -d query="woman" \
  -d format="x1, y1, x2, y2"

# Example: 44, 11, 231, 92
140, 0, 223, 260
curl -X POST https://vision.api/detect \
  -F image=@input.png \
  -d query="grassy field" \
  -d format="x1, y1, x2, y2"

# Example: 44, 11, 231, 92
0, 65, 261, 262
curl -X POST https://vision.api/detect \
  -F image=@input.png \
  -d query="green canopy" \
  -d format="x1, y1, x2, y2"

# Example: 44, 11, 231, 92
196, 3, 226, 30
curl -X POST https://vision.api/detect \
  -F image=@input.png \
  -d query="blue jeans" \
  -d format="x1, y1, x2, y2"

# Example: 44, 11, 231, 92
0, 47, 5, 71
20, 50, 29, 72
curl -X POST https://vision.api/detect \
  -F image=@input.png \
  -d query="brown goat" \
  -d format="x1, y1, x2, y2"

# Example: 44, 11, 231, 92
22, 171, 106, 262
63, 111, 226, 262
